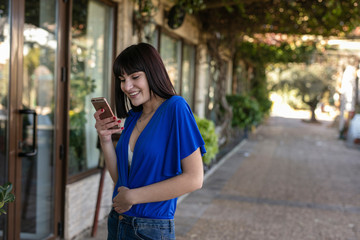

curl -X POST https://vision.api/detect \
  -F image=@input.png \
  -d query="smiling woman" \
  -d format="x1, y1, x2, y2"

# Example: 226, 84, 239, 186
119, 72, 153, 107
94, 43, 206, 239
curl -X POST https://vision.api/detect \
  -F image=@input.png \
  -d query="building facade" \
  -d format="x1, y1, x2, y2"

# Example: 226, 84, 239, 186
0, 0, 233, 239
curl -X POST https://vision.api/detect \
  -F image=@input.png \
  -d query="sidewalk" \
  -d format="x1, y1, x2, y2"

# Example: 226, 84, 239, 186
175, 116, 360, 240
87, 116, 360, 239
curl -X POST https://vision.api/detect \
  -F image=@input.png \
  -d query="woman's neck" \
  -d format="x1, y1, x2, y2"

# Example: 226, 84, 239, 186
142, 97, 164, 114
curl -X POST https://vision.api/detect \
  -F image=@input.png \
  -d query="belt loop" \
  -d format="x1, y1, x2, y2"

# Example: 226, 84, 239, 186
132, 216, 136, 228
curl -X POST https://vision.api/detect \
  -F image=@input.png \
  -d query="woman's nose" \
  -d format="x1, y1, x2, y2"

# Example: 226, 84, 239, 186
123, 79, 133, 91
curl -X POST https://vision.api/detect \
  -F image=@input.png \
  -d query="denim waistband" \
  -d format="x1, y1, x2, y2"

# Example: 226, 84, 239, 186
110, 209, 174, 228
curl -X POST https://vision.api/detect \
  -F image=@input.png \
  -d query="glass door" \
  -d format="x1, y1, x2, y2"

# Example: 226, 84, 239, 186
0, 0, 10, 237
19, 0, 57, 239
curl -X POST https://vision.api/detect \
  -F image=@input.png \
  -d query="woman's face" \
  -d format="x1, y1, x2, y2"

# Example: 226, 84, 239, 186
119, 71, 151, 107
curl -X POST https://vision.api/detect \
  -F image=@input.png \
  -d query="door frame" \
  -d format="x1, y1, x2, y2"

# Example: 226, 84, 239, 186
7, 0, 24, 238
6, 0, 68, 239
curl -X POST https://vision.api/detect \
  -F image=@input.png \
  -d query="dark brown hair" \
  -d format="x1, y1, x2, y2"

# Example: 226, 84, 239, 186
113, 43, 176, 118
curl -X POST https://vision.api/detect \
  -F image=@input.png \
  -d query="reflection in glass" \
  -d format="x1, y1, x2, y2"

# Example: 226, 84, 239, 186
181, 43, 195, 107
21, 0, 57, 238
69, 0, 114, 176
160, 34, 180, 93
0, 0, 9, 239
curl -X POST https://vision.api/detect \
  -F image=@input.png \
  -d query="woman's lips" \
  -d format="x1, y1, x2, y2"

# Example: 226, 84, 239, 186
128, 91, 140, 98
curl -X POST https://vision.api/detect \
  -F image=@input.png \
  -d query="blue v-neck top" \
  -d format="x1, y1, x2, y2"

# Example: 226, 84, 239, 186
114, 95, 206, 219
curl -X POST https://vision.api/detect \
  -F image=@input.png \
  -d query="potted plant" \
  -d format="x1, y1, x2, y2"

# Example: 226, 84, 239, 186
226, 94, 262, 137
0, 182, 15, 215
194, 115, 219, 166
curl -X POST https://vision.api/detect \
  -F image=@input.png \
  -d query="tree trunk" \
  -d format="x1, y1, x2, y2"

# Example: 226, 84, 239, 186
305, 98, 319, 122
207, 40, 233, 146
310, 105, 317, 122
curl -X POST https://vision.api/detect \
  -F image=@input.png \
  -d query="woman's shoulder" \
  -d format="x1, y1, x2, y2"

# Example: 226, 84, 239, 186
163, 96, 193, 117
166, 95, 188, 108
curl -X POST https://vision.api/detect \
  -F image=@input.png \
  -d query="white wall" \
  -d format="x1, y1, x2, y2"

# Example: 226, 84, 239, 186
64, 171, 113, 240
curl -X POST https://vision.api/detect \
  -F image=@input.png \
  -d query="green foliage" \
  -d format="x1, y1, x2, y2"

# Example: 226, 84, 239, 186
0, 183, 15, 215
236, 41, 317, 65
226, 94, 262, 129
132, 0, 159, 41
68, 74, 96, 175
194, 115, 218, 165
273, 63, 336, 121
172, 0, 206, 14
249, 67, 273, 117
234, 41, 280, 118
195, 0, 360, 37
276, 63, 336, 106
132, 0, 156, 22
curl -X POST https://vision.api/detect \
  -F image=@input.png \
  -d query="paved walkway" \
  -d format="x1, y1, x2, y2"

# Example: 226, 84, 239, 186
175, 116, 360, 240
87, 116, 360, 240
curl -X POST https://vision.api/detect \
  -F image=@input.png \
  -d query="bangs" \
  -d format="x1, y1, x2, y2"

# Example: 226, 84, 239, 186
113, 47, 145, 78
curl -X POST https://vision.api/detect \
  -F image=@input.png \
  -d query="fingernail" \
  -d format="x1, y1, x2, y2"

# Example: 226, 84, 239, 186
113, 117, 117, 120
117, 120, 121, 123
121, 127, 124, 130
101, 109, 104, 112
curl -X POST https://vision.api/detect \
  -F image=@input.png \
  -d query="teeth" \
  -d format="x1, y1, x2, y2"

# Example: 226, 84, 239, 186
129, 92, 138, 96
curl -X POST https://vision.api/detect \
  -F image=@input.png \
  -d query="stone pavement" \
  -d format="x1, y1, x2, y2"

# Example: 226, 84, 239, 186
86, 116, 360, 240
175, 116, 360, 240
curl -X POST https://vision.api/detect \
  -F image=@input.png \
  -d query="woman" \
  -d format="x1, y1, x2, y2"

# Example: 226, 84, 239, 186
94, 42, 206, 239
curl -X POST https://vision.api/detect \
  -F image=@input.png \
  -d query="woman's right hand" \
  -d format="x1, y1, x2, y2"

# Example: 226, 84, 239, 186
94, 109, 124, 143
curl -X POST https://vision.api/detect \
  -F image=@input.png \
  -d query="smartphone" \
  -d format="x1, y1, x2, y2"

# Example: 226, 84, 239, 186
91, 97, 119, 129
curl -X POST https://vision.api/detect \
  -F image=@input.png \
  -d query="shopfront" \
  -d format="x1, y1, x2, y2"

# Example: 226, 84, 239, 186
0, 0, 116, 239
0, 0, 215, 239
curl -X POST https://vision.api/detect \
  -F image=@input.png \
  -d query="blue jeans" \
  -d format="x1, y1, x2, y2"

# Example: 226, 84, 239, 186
107, 209, 176, 240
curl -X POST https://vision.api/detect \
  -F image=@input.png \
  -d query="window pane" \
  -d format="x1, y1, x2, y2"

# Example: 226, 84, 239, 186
0, 0, 10, 238
160, 34, 180, 93
69, 0, 113, 176
181, 43, 195, 107
20, 0, 57, 238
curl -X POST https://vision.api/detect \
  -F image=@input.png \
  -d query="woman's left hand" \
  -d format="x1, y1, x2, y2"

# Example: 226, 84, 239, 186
113, 186, 133, 213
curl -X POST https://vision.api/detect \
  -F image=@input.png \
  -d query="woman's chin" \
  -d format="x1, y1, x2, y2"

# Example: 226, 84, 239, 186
129, 99, 142, 107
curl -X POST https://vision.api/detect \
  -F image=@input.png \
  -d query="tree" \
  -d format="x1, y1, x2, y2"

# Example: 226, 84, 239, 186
276, 63, 336, 122
171, 0, 360, 142
234, 40, 318, 117
195, 0, 360, 36
158, 0, 360, 143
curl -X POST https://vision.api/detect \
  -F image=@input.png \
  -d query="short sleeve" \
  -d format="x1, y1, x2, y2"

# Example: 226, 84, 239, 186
171, 97, 206, 160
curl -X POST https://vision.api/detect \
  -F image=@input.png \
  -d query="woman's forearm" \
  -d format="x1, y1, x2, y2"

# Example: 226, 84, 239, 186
128, 149, 204, 205
128, 172, 203, 205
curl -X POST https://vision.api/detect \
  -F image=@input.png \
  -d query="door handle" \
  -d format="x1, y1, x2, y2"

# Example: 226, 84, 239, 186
18, 109, 37, 157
